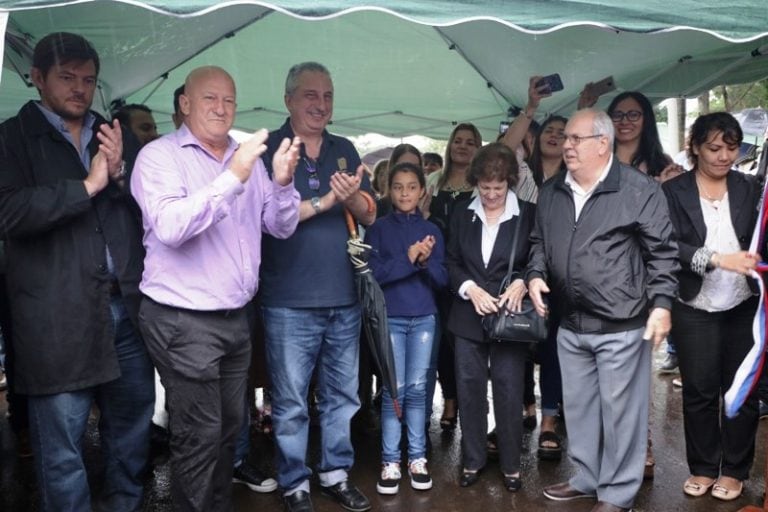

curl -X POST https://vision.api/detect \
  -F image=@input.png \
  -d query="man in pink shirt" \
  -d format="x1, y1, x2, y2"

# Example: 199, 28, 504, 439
131, 65, 301, 512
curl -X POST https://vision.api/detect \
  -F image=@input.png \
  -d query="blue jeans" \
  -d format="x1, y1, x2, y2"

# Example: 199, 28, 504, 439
263, 305, 361, 493
382, 315, 435, 463
234, 394, 251, 465
28, 296, 154, 512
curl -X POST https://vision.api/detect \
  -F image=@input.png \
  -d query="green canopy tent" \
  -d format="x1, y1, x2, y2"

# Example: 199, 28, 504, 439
0, 1, 767, 140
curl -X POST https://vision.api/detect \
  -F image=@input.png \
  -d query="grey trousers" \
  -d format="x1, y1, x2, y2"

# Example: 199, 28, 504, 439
558, 326, 650, 509
139, 298, 251, 512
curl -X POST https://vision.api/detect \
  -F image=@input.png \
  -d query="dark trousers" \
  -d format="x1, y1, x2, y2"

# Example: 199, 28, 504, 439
523, 359, 535, 408
0, 273, 28, 435
672, 296, 759, 480
455, 336, 527, 474
139, 298, 251, 512
436, 291, 457, 401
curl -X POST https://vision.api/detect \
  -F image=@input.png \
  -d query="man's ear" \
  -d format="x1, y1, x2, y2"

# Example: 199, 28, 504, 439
30, 67, 45, 90
179, 94, 191, 116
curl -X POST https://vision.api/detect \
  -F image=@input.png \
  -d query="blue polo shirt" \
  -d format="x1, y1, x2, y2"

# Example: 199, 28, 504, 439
260, 119, 370, 308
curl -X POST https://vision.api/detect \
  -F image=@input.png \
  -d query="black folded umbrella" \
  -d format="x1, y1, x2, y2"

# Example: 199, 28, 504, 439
345, 208, 402, 419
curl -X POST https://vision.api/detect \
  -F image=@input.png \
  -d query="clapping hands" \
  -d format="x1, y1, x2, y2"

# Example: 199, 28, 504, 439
408, 235, 436, 266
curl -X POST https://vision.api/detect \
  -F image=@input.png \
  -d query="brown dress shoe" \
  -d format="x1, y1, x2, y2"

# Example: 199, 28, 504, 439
590, 501, 632, 512
543, 481, 597, 501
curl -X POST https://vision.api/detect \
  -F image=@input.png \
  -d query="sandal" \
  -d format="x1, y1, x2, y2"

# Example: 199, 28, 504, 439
486, 430, 498, 458
522, 404, 537, 430
537, 430, 562, 460
711, 478, 743, 501
522, 413, 537, 430
440, 399, 457, 432
644, 439, 655, 480
682, 476, 716, 497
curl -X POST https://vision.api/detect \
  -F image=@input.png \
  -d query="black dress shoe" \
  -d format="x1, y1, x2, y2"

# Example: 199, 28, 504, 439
284, 490, 314, 512
320, 481, 371, 512
459, 469, 481, 487
504, 474, 522, 492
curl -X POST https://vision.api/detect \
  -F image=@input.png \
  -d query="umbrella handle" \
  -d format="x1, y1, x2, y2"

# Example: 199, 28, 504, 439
393, 398, 402, 420
344, 191, 376, 238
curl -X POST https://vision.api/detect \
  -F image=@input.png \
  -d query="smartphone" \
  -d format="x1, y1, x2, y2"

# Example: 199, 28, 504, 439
499, 120, 510, 134
536, 73, 564, 94
588, 75, 616, 97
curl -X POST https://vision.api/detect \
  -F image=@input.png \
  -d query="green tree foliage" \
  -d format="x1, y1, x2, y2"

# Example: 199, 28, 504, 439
710, 80, 768, 112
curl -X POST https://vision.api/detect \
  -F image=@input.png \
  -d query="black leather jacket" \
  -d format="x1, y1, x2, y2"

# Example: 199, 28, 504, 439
525, 158, 679, 333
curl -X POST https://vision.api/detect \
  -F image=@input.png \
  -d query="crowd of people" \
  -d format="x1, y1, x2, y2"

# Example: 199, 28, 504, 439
0, 30, 765, 512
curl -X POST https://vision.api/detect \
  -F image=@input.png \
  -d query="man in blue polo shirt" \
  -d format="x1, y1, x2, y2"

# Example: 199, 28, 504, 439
260, 62, 375, 512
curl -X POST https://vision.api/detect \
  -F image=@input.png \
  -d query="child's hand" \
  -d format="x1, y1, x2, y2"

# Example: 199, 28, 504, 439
408, 242, 424, 264
415, 235, 435, 264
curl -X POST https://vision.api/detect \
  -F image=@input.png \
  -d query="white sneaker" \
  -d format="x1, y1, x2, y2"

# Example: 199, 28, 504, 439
408, 458, 433, 491
376, 461, 401, 495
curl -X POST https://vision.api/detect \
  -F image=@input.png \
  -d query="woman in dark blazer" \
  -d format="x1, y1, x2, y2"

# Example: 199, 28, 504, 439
662, 112, 760, 502
445, 142, 536, 492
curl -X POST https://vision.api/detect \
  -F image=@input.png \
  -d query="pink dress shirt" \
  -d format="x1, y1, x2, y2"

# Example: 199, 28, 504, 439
131, 125, 300, 310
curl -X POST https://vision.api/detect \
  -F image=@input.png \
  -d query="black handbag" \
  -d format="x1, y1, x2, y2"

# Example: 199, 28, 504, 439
481, 214, 548, 344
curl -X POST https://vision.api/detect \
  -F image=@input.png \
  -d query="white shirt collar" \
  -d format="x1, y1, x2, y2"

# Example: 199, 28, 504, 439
467, 189, 520, 224
565, 155, 613, 195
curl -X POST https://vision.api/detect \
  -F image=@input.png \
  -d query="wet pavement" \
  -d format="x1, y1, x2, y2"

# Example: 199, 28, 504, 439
1, 348, 766, 511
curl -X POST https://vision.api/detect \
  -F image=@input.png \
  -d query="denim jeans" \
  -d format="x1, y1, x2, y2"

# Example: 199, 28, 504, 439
234, 393, 251, 465
263, 305, 361, 493
28, 296, 154, 512
381, 315, 435, 463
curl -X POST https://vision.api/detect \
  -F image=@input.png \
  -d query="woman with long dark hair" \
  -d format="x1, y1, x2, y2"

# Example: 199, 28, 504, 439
607, 91, 683, 181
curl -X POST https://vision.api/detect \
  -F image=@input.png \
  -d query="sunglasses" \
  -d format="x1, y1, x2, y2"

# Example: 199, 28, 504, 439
610, 110, 643, 123
304, 158, 320, 191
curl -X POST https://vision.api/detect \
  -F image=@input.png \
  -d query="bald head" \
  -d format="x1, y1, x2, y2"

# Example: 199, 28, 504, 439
180, 66, 237, 148
184, 66, 235, 98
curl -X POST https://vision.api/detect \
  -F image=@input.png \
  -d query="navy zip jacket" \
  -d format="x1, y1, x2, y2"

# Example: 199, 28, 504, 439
364, 209, 448, 317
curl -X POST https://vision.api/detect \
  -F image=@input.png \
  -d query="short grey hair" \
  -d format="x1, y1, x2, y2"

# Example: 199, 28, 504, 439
285, 62, 331, 96
586, 108, 615, 150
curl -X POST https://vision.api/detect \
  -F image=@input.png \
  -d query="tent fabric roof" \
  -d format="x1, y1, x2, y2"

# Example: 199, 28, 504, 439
1, 1, 767, 140
2, 1, 766, 40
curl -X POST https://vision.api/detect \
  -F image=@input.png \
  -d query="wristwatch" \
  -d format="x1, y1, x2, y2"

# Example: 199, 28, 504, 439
311, 196, 322, 214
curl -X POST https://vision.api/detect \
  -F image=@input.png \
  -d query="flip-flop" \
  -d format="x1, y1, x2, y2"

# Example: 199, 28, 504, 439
683, 476, 716, 497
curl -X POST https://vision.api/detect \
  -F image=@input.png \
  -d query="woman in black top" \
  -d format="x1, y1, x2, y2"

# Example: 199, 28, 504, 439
426, 122, 482, 431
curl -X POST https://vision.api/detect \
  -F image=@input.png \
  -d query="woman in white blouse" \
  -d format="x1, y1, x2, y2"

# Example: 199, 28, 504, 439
662, 112, 761, 503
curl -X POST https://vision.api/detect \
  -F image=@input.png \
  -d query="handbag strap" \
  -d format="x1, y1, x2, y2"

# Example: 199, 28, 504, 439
500, 210, 524, 288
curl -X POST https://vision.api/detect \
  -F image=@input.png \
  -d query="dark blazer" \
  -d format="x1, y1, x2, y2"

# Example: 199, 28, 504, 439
446, 196, 536, 342
662, 169, 759, 302
0, 101, 146, 395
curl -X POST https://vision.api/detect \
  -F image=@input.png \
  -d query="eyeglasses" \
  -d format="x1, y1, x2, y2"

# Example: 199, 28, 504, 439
304, 158, 320, 191
562, 134, 604, 146
610, 110, 643, 122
